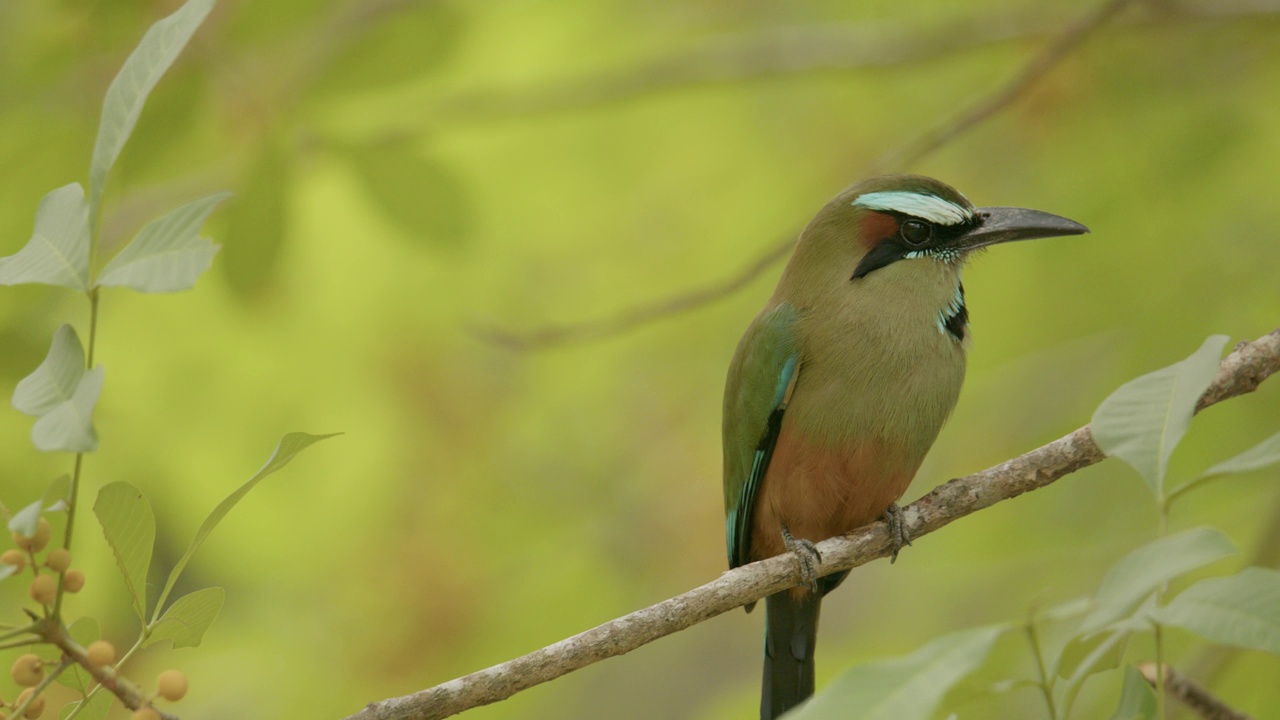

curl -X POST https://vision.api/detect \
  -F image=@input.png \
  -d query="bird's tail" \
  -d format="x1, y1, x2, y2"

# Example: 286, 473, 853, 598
761, 589, 821, 719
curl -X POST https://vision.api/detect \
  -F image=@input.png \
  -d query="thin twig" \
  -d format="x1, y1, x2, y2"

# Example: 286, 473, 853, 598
1138, 663, 1253, 720
343, 328, 1280, 720
475, 0, 1138, 350
471, 239, 793, 349
9, 657, 72, 718
43, 620, 177, 720
422, 0, 1276, 126
870, 0, 1137, 172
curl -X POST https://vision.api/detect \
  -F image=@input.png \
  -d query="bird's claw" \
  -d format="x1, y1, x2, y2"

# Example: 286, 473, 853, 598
884, 503, 912, 564
781, 524, 821, 592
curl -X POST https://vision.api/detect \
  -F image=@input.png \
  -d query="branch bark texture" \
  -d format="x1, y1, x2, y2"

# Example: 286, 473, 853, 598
344, 327, 1280, 720
1138, 663, 1252, 720
43, 620, 177, 720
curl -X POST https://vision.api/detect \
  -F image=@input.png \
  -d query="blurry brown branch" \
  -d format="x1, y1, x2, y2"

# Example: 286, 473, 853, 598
870, 0, 1135, 172
474, 0, 1140, 350
1137, 663, 1252, 720
471, 239, 794, 349
426, 0, 1278, 125
342, 329, 1280, 720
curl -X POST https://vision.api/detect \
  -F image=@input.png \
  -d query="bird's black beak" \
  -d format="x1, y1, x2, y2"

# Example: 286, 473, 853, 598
954, 207, 1089, 251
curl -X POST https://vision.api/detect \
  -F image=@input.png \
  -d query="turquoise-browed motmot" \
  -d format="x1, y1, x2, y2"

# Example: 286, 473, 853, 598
722, 174, 1087, 719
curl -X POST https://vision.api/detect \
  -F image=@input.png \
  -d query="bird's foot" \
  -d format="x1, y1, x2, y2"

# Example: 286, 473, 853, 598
884, 503, 913, 564
781, 524, 821, 592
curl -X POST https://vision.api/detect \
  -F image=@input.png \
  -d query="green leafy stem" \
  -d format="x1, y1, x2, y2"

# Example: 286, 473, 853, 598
0, 1, 339, 718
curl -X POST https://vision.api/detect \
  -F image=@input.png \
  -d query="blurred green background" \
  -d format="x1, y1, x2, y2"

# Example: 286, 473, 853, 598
2, 0, 1279, 718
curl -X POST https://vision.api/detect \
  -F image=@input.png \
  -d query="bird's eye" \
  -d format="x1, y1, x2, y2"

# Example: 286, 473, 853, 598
900, 220, 932, 247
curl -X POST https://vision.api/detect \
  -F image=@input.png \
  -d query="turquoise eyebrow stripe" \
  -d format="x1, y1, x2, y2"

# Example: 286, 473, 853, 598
853, 191, 973, 225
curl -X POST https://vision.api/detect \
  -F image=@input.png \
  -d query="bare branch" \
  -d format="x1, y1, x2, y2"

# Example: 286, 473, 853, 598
1138, 663, 1253, 720
475, 0, 1139, 350
43, 621, 177, 720
870, 0, 1137, 172
471, 239, 793, 349
343, 328, 1280, 720
425, 0, 1278, 126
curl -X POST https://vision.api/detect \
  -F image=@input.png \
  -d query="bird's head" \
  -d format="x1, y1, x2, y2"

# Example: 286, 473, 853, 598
778, 174, 1088, 299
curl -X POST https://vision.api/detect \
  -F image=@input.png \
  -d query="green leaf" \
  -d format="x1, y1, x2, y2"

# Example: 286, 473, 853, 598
97, 192, 230, 292
1107, 666, 1157, 720
30, 367, 103, 453
13, 326, 103, 452
93, 482, 156, 621
316, 1, 463, 95
57, 617, 101, 692
1041, 596, 1092, 622
1057, 627, 1131, 680
153, 432, 339, 618
784, 624, 1008, 720
1091, 335, 1229, 496
61, 689, 113, 720
1170, 431, 1280, 501
1149, 567, 1280, 654
144, 586, 225, 649
89, 0, 215, 212
1200, 431, 1280, 477
13, 325, 87, 417
115, 72, 207, 183
8, 500, 43, 537
43, 474, 72, 512
348, 143, 472, 249
1080, 527, 1236, 635
0, 183, 90, 290
222, 138, 289, 299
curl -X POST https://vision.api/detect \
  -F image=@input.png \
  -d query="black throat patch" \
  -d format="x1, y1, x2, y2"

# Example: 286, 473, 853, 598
942, 282, 967, 342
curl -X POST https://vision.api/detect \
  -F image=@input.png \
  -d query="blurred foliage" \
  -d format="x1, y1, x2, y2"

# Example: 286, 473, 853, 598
1, 0, 1279, 719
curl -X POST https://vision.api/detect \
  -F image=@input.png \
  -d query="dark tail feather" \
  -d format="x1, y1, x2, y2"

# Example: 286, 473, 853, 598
761, 590, 821, 719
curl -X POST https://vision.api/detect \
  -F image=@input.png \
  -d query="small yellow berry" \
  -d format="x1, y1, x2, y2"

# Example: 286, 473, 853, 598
9, 654, 43, 687
156, 669, 188, 702
11, 518, 53, 553
1, 548, 25, 570
17, 687, 46, 718
45, 548, 71, 573
86, 640, 115, 667
29, 575, 57, 605
63, 569, 85, 593
132, 709, 160, 720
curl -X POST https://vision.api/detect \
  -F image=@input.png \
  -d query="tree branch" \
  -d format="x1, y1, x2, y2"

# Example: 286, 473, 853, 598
42, 620, 177, 720
470, 239, 794, 350
424, 0, 1277, 126
343, 327, 1280, 720
1138, 663, 1253, 720
474, 0, 1280, 351
869, 0, 1135, 173
473, 0, 1138, 350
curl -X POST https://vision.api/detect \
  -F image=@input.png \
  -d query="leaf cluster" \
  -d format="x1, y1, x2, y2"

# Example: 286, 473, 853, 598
0, 2, 337, 718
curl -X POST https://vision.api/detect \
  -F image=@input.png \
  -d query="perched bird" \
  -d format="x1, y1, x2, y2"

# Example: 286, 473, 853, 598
721, 174, 1087, 719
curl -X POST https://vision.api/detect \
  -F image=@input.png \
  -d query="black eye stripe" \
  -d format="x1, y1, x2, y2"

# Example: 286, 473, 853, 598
851, 212, 980, 281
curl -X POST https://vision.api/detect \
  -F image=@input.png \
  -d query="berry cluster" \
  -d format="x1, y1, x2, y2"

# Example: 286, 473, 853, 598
6, 648, 188, 719
4, 521, 189, 718
3, 519, 85, 604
